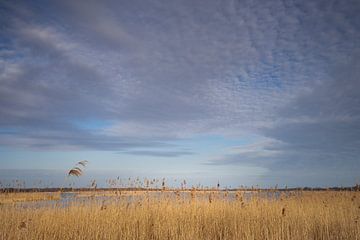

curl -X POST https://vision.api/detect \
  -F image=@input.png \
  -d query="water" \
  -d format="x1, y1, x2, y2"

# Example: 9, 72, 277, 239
11, 191, 299, 209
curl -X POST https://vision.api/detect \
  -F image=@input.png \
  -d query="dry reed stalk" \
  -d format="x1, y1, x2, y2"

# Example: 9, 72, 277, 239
1, 191, 359, 240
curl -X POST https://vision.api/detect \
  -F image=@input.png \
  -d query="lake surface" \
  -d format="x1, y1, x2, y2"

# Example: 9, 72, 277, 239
13, 191, 298, 209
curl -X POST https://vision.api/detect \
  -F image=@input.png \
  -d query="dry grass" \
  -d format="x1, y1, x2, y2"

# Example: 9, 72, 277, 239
0, 192, 60, 204
0, 191, 359, 240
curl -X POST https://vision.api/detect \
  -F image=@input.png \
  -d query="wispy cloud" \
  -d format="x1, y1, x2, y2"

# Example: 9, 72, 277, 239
118, 150, 195, 158
209, 57, 360, 185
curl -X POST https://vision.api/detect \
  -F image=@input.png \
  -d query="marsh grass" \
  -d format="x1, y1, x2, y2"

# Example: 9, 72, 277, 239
0, 192, 60, 204
0, 191, 359, 239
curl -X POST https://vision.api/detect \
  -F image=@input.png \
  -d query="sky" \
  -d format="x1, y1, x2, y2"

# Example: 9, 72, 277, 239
0, 0, 360, 188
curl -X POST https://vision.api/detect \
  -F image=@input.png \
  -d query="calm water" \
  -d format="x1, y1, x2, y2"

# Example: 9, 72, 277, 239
13, 191, 298, 209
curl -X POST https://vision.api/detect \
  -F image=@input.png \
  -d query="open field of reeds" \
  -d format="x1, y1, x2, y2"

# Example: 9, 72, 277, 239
1, 190, 360, 240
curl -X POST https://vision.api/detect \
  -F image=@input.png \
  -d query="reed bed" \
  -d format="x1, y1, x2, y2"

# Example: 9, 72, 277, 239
0, 191, 359, 240
0, 192, 60, 204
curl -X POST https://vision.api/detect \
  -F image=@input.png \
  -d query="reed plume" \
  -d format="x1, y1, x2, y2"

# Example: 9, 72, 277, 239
68, 160, 88, 177
77, 160, 88, 167
68, 168, 82, 177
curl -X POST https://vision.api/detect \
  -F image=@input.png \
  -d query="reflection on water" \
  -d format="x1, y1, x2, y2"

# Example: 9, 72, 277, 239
14, 191, 298, 209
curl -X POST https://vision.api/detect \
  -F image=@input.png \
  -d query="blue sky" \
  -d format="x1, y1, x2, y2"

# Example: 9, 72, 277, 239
1, 0, 360, 188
